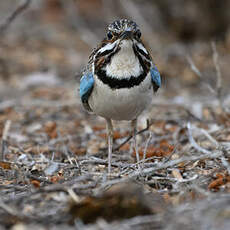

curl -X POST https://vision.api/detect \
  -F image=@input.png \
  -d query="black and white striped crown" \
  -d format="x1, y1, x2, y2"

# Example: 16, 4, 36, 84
108, 19, 140, 34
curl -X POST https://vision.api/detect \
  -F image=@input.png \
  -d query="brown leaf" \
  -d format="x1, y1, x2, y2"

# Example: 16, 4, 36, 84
208, 174, 230, 190
44, 121, 57, 139
113, 131, 128, 139
30, 180, 40, 188
133, 140, 174, 160
0, 161, 12, 169
92, 125, 105, 131
98, 131, 128, 140
97, 132, 107, 139
172, 169, 183, 181
69, 145, 87, 155
50, 175, 64, 183
119, 143, 130, 151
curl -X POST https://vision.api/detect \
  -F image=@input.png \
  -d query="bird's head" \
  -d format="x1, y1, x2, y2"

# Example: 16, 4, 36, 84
106, 19, 141, 43
92, 19, 150, 68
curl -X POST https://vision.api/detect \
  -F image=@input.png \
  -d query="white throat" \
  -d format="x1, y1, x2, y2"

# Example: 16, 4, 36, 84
105, 40, 142, 79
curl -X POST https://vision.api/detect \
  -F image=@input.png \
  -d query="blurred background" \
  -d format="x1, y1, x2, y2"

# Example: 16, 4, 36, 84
0, 0, 230, 113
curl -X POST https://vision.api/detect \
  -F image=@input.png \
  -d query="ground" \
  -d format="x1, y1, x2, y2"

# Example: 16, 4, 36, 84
0, 1, 230, 229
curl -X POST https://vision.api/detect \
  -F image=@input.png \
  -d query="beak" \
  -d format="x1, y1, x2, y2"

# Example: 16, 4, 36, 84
121, 29, 133, 40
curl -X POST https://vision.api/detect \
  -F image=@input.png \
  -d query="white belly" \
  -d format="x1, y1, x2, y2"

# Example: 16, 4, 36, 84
88, 73, 153, 121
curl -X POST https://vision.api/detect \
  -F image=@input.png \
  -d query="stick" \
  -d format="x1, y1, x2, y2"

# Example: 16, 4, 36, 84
1, 120, 11, 160
0, 0, 31, 35
187, 122, 211, 155
0, 197, 20, 217
186, 55, 216, 95
142, 131, 152, 166
129, 151, 221, 178
211, 42, 222, 99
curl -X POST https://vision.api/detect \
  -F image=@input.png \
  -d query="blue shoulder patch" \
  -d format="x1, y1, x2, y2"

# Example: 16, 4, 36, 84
79, 72, 94, 103
150, 66, 161, 92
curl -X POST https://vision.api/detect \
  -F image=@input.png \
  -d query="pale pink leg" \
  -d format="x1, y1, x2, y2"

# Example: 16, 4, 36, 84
131, 118, 141, 171
106, 118, 113, 174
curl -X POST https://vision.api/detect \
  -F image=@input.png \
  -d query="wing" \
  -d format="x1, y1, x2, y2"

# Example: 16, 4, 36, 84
79, 72, 94, 112
150, 66, 161, 92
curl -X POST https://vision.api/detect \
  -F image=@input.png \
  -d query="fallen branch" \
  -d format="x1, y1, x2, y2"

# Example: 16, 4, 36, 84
0, 197, 20, 217
128, 151, 221, 178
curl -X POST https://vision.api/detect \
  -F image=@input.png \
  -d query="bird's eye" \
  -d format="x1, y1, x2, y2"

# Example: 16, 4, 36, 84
107, 31, 113, 40
136, 30, 141, 39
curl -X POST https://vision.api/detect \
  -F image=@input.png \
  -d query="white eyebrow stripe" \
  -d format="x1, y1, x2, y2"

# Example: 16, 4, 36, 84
136, 42, 148, 54
98, 41, 118, 54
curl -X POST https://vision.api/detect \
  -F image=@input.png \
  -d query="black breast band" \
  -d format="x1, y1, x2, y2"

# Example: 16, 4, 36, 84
95, 69, 147, 89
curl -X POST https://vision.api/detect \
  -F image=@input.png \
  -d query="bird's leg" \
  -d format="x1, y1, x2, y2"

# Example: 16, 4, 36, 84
106, 118, 113, 174
131, 118, 141, 171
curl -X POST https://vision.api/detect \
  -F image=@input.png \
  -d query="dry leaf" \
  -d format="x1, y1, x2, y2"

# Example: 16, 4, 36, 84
98, 130, 128, 140
30, 180, 40, 188
0, 161, 12, 170
208, 174, 230, 190
44, 121, 58, 139
172, 169, 183, 181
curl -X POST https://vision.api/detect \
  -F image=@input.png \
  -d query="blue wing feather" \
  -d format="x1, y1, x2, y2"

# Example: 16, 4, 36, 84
79, 72, 94, 111
150, 66, 161, 92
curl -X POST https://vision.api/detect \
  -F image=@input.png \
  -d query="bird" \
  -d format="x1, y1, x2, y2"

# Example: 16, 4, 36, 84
79, 19, 161, 174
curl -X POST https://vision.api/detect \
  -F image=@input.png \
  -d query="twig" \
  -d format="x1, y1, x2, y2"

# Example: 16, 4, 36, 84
186, 55, 216, 95
211, 42, 222, 99
196, 127, 219, 148
57, 130, 74, 165
67, 188, 81, 203
114, 119, 151, 151
0, 197, 19, 217
128, 151, 221, 178
186, 55, 202, 78
146, 174, 198, 183
187, 44, 225, 114
2, 120, 11, 140
142, 131, 152, 165
1, 120, 11, 160
0, 0, 31, 35
187, 122, 211, 155
221, 157, 230, 175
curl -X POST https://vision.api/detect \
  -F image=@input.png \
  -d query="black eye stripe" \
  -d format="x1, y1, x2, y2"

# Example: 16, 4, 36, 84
134, 44, 150, 60
135, 30, 141, 38
96, 45, 116, 58
107, 31, 113, 40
